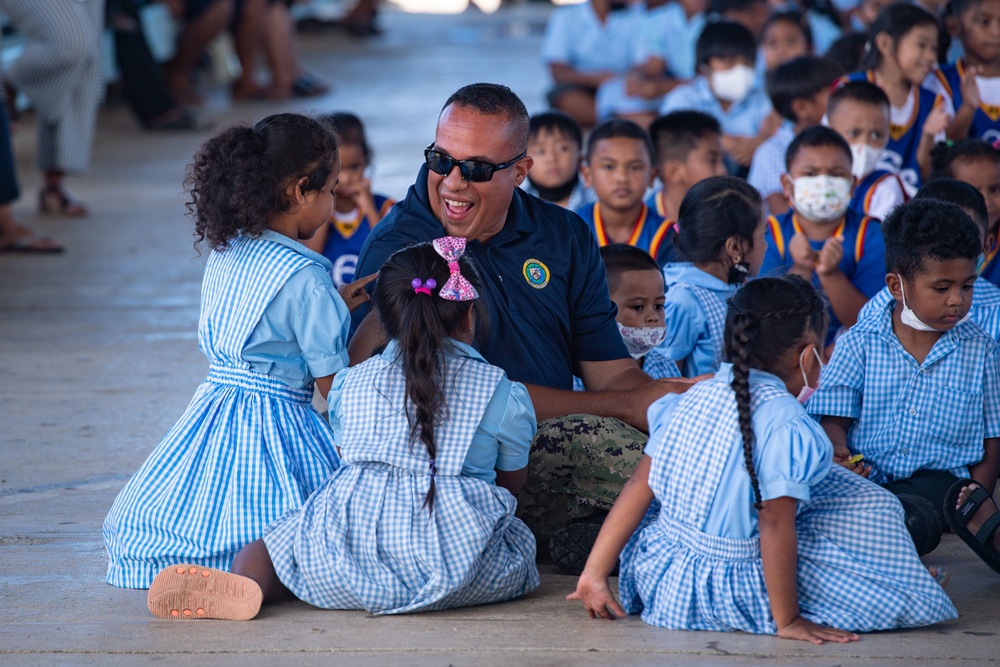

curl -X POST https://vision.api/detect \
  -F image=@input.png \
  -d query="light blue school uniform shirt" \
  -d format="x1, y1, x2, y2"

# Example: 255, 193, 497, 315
858, 277, 1000, 342
242, 230, 351, 387
646, 363, 832, 537
807, 298, 1000, 484
541, 1, 646, 74
747, 121, 795, 205
328, 339, 534, 485
637, 2, 704, 79
659, 262, 739, 377
660, 76, 773, 138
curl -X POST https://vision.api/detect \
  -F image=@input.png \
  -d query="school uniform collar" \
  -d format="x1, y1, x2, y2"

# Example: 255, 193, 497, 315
257, 229, 333, 271
382, 337, 489, 363
714, 362, 789, 392
663, 262, 739, 293
858, 294, 979, 367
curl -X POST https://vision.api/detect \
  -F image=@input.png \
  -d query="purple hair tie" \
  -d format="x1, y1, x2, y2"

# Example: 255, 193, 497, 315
431, 237, 479, 301
412, 278, 436, 296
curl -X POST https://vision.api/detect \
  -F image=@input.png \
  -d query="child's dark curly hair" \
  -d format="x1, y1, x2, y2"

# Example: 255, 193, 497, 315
882, 198, 982, 279
185, 113, 339, 251
929, 138, 1000, 181
724, 275, 828, 509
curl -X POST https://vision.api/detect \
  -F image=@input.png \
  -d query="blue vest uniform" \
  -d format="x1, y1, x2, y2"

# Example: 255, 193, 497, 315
841, 71, 943, 191
320, 194, 394, 287
762, 209, 886, 344
575, 200, 675, 266
848, 169, 909, 219
933, 61, 1000, 143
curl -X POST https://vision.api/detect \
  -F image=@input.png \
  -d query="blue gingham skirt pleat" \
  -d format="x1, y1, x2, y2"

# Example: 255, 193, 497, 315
103, 367, 340, 588
263, 461, 539, 615
618, 465, 957, 633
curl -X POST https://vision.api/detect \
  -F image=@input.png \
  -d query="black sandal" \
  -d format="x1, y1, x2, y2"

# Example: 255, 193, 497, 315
943, 478, 1000, 575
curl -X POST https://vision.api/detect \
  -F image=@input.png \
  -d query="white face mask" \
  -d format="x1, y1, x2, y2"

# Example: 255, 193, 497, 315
617, 322, 667, 359
796, 346, 825, 404
710, 64, 756, 103
850, 143, 884, 180
791, 175, 852, 224
896, 274, 972, 332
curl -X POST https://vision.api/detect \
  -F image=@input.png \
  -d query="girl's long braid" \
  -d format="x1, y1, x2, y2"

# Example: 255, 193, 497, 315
728, 311, 763, 510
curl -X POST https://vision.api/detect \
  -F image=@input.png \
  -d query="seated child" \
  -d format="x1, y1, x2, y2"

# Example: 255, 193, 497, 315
824, 31, 868, 73
709, 0, 769, 39
658, 175, 766, 377
826, 80, 910, 221
542, 0, 648, 127
759, 11, 814, 74
809, 198, 1000, 564
146, 239, 540, 618
858, 178, 1000, 341
748, 56, 844, 214
763, 125, 887, 348
660, 21, 777, 170
929, 138, 1000, 285
303, 112, 395, 288
569, 274, 957, 639
103, 114, 374, 588
645, 110, 728, 265
840, 3, 952, 192
601, 243, 680, 379
521, 110, 595, 211
577, 119, 668, 261
926, 0, 1000, 142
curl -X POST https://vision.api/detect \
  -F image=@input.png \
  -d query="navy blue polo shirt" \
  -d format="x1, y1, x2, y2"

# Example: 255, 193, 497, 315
351, 165, 628, 390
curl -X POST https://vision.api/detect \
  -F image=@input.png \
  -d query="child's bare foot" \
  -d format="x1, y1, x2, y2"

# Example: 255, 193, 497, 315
944, 479, 1000, 574
148, 565, 262, 620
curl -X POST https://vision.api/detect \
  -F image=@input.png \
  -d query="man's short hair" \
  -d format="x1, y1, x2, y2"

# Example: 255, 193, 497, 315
443, 83, 530, 151
883, 198, 982, 279
600, 243, 662, 294
585, 119, 654, 164
648, 111, 721, 166
766, 56, 844, 123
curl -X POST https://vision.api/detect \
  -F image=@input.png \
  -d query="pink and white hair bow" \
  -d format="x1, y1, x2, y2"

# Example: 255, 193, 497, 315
431, 236, 479, 301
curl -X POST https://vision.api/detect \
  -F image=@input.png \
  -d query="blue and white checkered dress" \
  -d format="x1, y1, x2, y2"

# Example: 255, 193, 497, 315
263, 344, 539, 615
103, 234, 343, 588
809, 298, 1000, 484
659, 263, 735, 377
643, 349, 680, 379
858, 278, 1000, 342
618, 367, 957, 633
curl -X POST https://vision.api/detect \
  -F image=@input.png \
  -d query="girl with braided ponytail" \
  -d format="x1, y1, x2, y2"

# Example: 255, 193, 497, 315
569, 274, 957, 641
105, 114, 375, 589
145, 238, 539, 620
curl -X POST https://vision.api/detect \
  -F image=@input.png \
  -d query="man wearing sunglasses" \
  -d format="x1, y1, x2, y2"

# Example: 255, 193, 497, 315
348, 83, 692, 566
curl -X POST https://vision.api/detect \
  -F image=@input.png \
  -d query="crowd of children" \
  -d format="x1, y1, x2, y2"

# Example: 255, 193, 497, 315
98, 0, 1000, 646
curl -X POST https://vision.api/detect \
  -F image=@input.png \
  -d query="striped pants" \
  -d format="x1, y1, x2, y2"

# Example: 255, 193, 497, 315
0, 0, 104, 172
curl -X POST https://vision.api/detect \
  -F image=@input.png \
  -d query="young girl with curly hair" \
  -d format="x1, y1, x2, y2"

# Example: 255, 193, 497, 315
103, 113, 374, 589
568, 275, 957, 643
145, 239, 539, 619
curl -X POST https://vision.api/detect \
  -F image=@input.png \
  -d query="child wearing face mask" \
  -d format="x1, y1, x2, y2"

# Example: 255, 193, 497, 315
521, 111, 595, 211
858, 178, 1000, 342
657, 175, 767, 377
826, 81, 910, 221
808, 198, 1000, 565
840, 3, 952, 192
660, 21, 777, 171
762, 126, 887, 349
926, 0, 1000, 142
568, 274, 956, 641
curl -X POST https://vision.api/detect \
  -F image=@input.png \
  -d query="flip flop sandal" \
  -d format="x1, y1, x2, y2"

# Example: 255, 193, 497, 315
292, 74, 330, 98
147, 565, 263, 620
943, 478, 1000, 575
38, 188, 87, 217
0, 232, 63, 254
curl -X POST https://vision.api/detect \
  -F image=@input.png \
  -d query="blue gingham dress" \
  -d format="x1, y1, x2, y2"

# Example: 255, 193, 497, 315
263, 345, 540, 615
618, 371, 957, 633
103, 236, 341, 588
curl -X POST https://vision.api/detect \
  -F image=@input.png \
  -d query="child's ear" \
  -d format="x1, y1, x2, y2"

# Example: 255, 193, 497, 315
886, 272, 903, 298
580, 163, 593, 188
285, 177, 309, 208
985, 233, 995, 256
780, 173, 794, 201
944, 13, 959, 38
724, 235, 744, 264
874, 32, 894, 58
662, 160, 682, 186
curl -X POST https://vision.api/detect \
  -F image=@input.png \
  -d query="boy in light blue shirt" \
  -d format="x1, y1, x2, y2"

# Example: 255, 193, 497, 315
660, 21, 777, 171
809, 198, 1000, 559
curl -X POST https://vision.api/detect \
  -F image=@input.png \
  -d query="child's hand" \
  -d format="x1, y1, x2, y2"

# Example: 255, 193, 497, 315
777, 615, 859, 645
720, 135, 758, 167
923, 103, 951, 137
788, 232, 816, 272
833, 446, 871, 477
338, 272, 378, 312
816, 236, 844, 277
960, 65, 983, 111
566, 570, 626, 620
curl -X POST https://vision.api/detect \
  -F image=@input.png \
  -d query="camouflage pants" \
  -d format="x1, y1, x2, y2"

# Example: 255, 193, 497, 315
516, 414, 647, 545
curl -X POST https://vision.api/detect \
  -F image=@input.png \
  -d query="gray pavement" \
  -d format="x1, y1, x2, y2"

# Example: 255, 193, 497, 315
1, 4, 999, 665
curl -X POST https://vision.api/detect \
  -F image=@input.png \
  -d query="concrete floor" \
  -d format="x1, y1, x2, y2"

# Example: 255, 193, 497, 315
1, 5, 999, 665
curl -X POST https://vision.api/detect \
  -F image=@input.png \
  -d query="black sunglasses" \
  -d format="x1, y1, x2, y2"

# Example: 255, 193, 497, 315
424, 144, 525, 183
